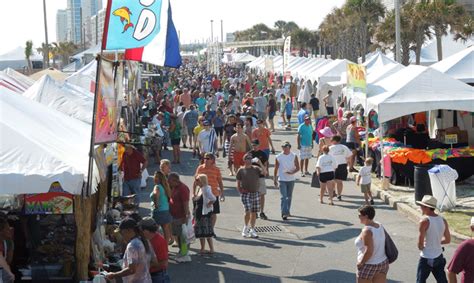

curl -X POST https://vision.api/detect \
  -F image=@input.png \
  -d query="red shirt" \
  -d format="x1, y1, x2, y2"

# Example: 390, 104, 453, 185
211, 79, 221, 90
149, 233, 168, 272
447, 239, 474, 283
169, 182, 190, 219
120, 150, 146, 181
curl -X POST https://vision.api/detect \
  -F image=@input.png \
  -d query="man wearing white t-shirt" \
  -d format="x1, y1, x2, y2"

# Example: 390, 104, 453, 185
329, 135, 352, 201
198, 120, 218, 157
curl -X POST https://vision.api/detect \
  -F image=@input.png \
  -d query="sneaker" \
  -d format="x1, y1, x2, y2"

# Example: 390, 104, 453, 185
259, 212, 268, 220
282, 215, 288, 220
349, 168, 359, 173
337, 195, 342, 201
242, 226, 250, 237
175, 255, 192, 263
301, 173, 305, 177
370, 199, 375, 205
249, 229, 259, 238
305, 171, 311, 176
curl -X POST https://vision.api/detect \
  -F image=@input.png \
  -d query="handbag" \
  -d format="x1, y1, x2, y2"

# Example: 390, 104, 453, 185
311, 172, 320, 188
384, 228, 398, 264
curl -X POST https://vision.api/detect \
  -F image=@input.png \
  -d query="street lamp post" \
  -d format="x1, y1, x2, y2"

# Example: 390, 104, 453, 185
210, 20, 214, 43
220, 20, 223, 43
395, 0, 401, 63
43, 0, 50, 68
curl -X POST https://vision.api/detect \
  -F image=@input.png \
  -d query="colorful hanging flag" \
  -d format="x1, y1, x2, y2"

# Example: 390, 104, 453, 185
102, 0, 181, 67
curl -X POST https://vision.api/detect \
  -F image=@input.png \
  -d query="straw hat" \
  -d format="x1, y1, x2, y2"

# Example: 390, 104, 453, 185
319, 127, 334, 138
416, 195, 438, 209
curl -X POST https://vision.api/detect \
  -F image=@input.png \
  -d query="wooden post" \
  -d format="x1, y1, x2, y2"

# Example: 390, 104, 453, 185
74, 195, 93, 281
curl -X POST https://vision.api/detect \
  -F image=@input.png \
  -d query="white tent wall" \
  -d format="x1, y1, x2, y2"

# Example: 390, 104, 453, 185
0, 89, 99, 195
0, 71, 30, 94
22, 75, 94, 124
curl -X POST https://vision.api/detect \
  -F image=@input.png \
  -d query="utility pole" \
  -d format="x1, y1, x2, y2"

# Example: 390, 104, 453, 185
95, 13, 99, 45
395, 0, 402, 63
43, 0, 50, 68
220, 20, 223, 43
210, 20, 214, 43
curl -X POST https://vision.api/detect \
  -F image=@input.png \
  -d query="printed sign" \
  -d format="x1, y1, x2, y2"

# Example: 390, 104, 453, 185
347, 63, 367, 91
25, 192, 74, 215
444, 134, 458, 144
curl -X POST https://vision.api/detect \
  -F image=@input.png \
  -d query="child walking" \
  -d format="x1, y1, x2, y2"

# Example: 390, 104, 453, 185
284, 96, 293, 128
356, 158, 375, 205
193, 174, 216, 255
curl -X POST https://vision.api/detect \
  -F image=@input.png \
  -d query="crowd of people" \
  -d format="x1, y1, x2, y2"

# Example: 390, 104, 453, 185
112, 61, 473, 283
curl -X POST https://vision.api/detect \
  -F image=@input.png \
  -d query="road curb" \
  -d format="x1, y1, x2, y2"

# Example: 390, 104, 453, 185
369, 181, 469, 242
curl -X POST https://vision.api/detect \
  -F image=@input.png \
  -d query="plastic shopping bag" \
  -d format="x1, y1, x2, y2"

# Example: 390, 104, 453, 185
182, 218, 195, 244
140, 168, 149, 188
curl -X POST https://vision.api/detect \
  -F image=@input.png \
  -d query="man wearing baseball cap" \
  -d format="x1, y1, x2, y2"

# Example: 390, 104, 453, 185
416, 195, 451, 283
197, 120, 218, 159
447, 217, 474, 283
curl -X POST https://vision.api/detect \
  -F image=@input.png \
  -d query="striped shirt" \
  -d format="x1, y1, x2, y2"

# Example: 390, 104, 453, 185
195, 164, 222, 196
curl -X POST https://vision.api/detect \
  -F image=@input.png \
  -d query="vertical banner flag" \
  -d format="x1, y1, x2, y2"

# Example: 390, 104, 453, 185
346, 63, 367, 95
102, 0, 181, 67
94, 58, 118, 144
265, 58, 274, 73
283, 36, 291, 74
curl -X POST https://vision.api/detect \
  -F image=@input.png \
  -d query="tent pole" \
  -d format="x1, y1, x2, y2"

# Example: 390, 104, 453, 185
379, 123, 385, 184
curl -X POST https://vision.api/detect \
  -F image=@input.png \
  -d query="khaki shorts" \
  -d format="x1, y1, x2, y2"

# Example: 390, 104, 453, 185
361, 183, 371, 193
258, 178, 266, 195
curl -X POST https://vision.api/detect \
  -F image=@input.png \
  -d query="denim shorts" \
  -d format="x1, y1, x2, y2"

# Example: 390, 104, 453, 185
152, 209, 172, 225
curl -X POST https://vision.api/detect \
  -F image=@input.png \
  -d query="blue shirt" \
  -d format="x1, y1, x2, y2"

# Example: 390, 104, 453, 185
284, 102, 293, 116
297, 109, 309, 125
196, 97, 207, 112
298, 123, 313, 147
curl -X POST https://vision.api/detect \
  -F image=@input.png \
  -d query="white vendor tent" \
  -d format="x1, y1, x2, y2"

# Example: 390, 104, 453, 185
0, 71, 30, 94
247, 56, 265, 69
30, 68, 68, 81
299, 59, 332, 80
363, 51, 397, 72
222, 53, 257, 64
65, 60, 97, 93
22, 75, 94, 124
367, 65, 474, 123
0, 46, 42, 70
0, 88, 98, 195
431, 46, 474, 84
3, 68, 35, 89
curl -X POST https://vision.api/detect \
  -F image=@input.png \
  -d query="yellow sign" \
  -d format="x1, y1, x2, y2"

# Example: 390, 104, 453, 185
444, 134, 458, 144
347, 63, 367, 90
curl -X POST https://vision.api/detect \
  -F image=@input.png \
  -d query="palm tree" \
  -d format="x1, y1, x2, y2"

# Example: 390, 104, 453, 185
37, 42, 51, 69
427, 0, 469, 61
292, 28, 313, 56
274, 20, 287, 38
345, 0, 385, 62
54, 41, 77, 68
25, 40, 33, 74
284, 22, 300, 36
375, 10, 415, 65
405, 1, 432, 65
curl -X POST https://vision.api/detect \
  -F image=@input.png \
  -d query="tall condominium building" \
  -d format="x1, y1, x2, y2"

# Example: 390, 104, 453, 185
56, 9, 68, 43
65, 0, 102, 46
90, 8, 106, 46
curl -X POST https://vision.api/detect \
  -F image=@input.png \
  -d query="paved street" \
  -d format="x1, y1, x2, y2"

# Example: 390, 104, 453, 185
139, 123, 457, 283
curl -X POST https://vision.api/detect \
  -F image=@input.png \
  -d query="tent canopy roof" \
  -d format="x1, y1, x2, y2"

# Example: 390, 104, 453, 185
0, 88, 97, 195
22, 75, 93, 124
368, 65, 474, 123
30, 68, 68, 81
431, 46, 474, 83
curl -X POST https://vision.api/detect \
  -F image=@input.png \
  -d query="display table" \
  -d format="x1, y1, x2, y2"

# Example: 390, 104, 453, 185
367, 137, 474, 185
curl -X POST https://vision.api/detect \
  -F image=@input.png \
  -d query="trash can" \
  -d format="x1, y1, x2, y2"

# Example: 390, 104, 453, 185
428, 165, 458, 211
414, 164, 435, 202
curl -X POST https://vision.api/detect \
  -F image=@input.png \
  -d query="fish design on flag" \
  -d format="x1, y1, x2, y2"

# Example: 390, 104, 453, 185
113, 7, 134, 33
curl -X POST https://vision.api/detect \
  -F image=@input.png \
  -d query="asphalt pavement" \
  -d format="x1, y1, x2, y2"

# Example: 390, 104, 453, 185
138, 123, 457, 283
